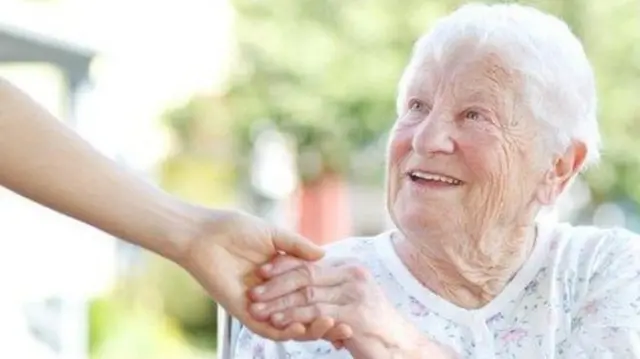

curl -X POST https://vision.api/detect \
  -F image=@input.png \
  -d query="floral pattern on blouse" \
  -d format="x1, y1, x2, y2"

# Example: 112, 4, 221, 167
233, 223, 640, 359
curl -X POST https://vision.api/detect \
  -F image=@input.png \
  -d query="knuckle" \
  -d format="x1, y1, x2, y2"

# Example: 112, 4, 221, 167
302, 286, 315, 303
346, 263, 371, 282
331, 258, 349, 267
279, 294, 292, 308
278, 255, 303, 268
313, 304, 326, 317
271, 255, 290, 269
296, 263, 315, 282
351, 282, 367, 298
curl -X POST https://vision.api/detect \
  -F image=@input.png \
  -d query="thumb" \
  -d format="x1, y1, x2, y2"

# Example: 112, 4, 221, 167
271, 228, 325, 260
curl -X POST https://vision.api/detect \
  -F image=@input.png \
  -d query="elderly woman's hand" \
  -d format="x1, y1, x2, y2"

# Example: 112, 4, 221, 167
249, 255, 452, 359
248, 255, 385, 338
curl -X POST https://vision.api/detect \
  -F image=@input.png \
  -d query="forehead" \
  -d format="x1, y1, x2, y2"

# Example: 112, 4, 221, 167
406, 43, 522, 107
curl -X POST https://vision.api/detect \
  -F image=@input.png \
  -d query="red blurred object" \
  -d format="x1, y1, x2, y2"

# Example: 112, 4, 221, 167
294, 174, 351, 245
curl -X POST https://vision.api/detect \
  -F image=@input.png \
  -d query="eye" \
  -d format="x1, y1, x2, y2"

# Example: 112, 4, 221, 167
408, 99, 427, 112
464, 110, 484, 121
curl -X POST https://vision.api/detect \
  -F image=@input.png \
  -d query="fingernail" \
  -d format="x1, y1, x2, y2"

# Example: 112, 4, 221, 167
253, 286, 265, 295
272, 312, 284, 323
251, 303, 266, 312
261, 264, 272, 273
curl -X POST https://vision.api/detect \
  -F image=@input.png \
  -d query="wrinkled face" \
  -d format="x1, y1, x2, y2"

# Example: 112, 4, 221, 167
387, 43, 553, 241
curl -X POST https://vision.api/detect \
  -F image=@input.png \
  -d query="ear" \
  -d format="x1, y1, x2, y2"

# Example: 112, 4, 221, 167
536, 141, 587, 205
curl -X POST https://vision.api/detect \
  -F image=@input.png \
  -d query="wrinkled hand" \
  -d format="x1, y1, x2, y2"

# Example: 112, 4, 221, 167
248, 255, 405, 352
175, 209, 336, 341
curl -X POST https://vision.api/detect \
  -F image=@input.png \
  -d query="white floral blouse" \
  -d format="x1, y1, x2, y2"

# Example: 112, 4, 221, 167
234, 221, 640, 358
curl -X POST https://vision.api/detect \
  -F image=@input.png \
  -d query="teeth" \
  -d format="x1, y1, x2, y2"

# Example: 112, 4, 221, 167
410, 171, 461, 185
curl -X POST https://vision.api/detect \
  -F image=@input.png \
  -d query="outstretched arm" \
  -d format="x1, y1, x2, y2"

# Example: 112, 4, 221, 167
0, 77, 328, 340
0, 78, 194, 260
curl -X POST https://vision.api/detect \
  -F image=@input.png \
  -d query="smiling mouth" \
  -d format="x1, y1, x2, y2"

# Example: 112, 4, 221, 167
406, 170, 463, 186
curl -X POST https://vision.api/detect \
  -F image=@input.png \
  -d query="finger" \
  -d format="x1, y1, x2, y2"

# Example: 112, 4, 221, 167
247, 320, 306, 342
307, 317, 336, 341
279, 322, 306, 340
325, 323, 353, 341
259, 255, 305, 278
271, 317, 335, 342
260, 255, 351, 279
271, 228, 324, 261
328, 323, 352, 350
250, 285, 344, 319
268, 317, 335, 341
270, 304, 340, 329
250, 264, 348, 301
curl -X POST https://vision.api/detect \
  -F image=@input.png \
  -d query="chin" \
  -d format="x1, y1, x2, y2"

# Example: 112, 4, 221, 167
393, 204, 433, 233
393, 198, 459, 234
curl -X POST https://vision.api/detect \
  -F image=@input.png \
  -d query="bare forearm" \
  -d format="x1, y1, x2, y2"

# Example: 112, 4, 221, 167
0, 78, 201, 261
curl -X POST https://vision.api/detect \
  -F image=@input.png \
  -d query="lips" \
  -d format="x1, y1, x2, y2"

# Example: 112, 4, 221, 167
406, 170, 463, 185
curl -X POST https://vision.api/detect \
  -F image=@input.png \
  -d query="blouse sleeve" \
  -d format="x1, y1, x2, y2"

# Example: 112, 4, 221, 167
558, 228, 640, 358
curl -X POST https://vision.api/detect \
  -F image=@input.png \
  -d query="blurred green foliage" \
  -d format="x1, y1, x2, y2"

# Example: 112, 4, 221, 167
225, 0, 457, 181
160, 96, 238, 206
89, 254, 217, 358
579, 0, 640, 205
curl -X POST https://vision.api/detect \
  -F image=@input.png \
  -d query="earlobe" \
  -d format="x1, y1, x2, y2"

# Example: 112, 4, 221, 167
535, 170, 557, 205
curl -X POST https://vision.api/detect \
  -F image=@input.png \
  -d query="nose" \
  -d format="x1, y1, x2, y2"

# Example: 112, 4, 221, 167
411, 113, 455, 156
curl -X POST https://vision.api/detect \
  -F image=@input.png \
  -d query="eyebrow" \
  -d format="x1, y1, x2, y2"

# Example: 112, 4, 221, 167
461, 91, 502, 107
407, 65, 515, 114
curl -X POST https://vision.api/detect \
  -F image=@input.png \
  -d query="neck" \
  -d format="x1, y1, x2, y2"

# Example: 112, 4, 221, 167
393, 222, 537, 309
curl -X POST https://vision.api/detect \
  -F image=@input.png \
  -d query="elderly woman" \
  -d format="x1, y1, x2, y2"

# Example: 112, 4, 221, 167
235, 3, 640, 359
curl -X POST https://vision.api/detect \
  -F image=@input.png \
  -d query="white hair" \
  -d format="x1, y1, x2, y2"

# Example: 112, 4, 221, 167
397, 3, 601, 168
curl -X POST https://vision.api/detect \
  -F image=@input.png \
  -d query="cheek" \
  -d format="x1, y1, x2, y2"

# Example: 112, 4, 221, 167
387, 125, 413, 172
457, 133, 507, 181
459, 130, 543, 210
386, 125, 413, 205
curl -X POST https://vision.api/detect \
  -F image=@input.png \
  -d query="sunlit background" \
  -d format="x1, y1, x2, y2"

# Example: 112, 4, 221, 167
0, 0, 638, 358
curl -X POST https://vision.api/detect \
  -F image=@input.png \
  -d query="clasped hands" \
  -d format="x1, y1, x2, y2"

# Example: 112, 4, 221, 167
247, 255, 423, 356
